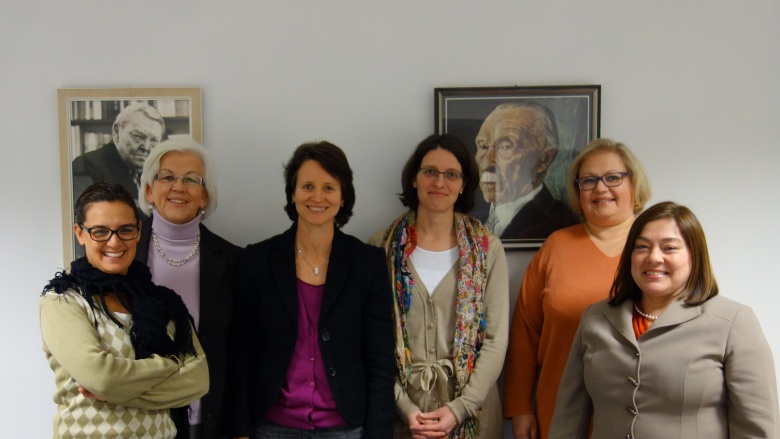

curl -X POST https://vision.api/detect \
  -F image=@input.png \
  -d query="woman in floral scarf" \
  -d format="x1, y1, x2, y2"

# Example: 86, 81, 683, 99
375, 134, 509, 438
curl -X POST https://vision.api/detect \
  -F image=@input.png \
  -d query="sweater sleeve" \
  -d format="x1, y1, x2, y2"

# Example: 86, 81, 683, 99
394, 377, 422, 420
446, 236, 510, 422
39, 291, 181, 402
502, 241, 548, 417
368, 226, 424, 421
107, 322, 209, 409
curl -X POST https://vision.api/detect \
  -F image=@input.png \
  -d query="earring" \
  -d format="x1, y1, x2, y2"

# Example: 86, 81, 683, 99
459, 191, 463, 194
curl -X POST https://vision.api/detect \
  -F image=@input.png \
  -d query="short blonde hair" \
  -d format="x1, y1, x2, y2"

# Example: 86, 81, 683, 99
566, 138, 651, 215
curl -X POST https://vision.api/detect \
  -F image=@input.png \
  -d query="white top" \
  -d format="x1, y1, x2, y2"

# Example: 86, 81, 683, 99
410, 246, 459, 295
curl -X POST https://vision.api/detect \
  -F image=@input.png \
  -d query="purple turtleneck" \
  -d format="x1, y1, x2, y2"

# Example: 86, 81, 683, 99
146, 212, 203, 424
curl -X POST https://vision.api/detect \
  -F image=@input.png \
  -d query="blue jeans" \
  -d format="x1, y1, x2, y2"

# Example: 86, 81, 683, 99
254, 423, 363, 439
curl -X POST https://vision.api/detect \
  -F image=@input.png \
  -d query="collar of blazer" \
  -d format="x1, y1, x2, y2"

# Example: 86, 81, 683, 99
136, 215, 228, 335
602, 298, 702, 343
271, 223, 354, 320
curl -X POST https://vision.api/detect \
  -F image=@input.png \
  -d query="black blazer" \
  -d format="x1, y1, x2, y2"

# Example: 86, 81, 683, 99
137, 216, 241, 439
228, 224, 395, 438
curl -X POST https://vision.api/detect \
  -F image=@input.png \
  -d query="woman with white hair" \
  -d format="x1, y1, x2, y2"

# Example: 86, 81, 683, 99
138, 136, 241, 439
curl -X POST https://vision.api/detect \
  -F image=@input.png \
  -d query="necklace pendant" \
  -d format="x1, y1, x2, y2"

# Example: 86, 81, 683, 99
297, 242, 327, 276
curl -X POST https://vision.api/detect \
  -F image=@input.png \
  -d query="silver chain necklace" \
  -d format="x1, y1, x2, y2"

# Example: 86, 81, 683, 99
151, 230, 201, 266
295, 243, 327, 276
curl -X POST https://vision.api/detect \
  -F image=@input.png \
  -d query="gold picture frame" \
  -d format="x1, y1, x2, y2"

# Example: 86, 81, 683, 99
58, 87, 202, 265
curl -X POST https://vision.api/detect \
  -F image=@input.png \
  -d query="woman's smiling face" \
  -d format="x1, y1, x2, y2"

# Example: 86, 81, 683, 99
631, 218, 692, 305
146, 151, 208, 224
74, 201, 140, 275
292, 160, 343, 228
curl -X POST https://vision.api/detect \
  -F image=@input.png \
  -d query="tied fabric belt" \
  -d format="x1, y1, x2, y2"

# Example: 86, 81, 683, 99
410, 359, 454, 401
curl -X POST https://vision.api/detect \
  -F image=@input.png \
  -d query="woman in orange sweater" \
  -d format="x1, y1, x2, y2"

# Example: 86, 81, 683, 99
502, 139, 651, 439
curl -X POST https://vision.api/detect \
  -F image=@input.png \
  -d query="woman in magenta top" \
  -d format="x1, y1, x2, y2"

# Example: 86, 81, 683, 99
228, 141, 396, 439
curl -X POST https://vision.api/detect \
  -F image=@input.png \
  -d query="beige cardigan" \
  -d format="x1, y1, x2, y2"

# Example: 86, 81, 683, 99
390, 235, 509, 438
40, 290, 209, 438
550, 296, 780, 439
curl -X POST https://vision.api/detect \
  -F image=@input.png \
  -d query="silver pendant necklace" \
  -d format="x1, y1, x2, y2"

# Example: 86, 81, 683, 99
151, 230, 201, 266
296, 243, 327, 276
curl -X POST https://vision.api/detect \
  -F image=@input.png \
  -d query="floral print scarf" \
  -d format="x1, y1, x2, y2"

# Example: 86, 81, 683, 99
381, 211, 489, 438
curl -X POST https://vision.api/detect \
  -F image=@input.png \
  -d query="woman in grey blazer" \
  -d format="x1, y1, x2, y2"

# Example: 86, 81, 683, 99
549, 201, 779, 439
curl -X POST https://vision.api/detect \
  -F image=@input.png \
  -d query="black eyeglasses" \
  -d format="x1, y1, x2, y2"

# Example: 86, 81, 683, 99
418, 167, 463, 182
78, 223, 141, 242
576, 172, 630, 191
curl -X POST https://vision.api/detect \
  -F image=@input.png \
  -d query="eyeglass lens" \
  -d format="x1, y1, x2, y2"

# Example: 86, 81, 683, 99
419, 168, 462, 181
156, 172, 203, 186
577, 172, 627, 190
80, 224, 140, 242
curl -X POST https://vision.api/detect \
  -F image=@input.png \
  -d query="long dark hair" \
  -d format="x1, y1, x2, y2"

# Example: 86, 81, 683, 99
609, 201, 719, 306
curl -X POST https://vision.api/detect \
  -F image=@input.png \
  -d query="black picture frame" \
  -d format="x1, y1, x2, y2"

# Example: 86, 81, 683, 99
435, 85, 600, 249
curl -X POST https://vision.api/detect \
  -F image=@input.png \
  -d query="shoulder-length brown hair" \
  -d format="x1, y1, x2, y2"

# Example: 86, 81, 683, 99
609, 201, 719, 306
283, 141, 355, 228
398, 133, 479, 213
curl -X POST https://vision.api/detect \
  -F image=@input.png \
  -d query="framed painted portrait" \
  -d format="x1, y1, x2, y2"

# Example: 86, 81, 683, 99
435, 85, 600, 249
58, 87, 202, 264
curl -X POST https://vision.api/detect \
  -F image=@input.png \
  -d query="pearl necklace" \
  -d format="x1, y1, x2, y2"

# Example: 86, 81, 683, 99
151, 230, 201, 266
296, 243, 327, 276
634, 303, 658, 321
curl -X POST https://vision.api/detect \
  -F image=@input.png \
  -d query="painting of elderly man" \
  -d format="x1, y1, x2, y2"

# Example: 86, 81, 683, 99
436, 86, 600, 248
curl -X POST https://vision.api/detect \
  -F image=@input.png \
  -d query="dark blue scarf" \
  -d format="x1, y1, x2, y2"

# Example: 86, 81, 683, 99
43, 257, 196, 437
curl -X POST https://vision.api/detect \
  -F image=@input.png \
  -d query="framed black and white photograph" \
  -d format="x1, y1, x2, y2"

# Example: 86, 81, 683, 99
58, 87, 202, 263
435, 85, 600, 249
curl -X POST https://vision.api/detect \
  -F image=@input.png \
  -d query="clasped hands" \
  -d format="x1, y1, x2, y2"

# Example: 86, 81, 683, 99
408, 406, 458, 438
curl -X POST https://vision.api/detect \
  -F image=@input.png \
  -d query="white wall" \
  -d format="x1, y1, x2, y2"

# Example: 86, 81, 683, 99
1, 1, 777, 436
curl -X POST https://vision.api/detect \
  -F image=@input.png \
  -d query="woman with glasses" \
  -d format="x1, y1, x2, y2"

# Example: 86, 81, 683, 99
374, 134, 509, 438
549, 202, 779, 438
228, 141, 395, 439
503, 138, 652, 439
40, 181, 208, 438
137, 137, 241, 439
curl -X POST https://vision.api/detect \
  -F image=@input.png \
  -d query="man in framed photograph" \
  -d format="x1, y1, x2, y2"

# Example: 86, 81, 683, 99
475, 102, 579, 240
71, 103, 165, 203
